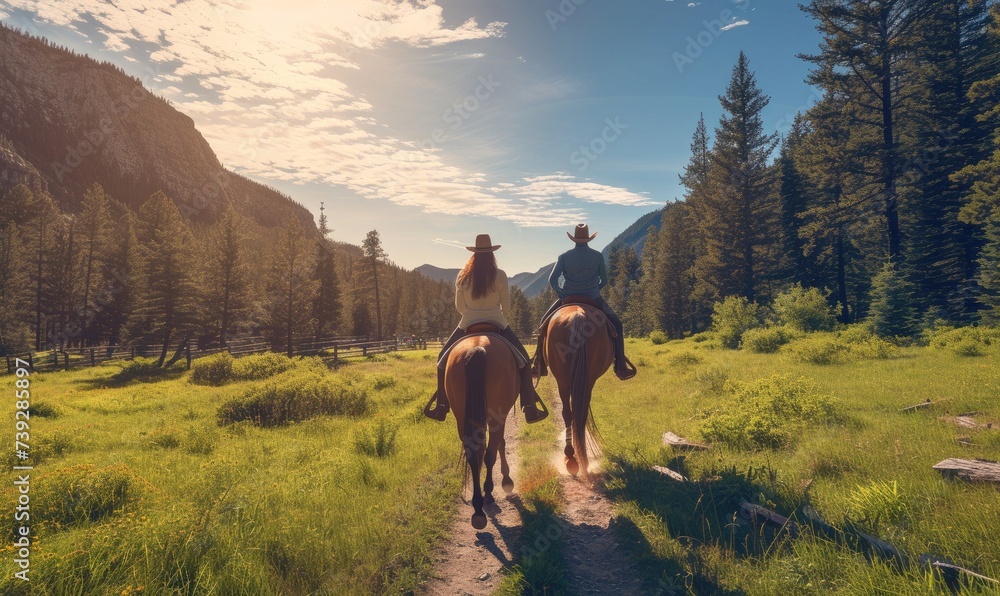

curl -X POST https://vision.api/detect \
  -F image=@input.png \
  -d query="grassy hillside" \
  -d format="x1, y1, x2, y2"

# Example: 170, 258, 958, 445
592, 329, 1000, 593
0, 351, 460, 594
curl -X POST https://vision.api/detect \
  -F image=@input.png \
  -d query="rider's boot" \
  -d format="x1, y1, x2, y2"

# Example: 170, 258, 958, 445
422, 366, 449, 421
519, 365, 548, 423
613, 335, 636, 380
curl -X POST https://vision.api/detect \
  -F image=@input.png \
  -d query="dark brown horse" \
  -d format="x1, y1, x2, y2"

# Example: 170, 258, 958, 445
444, 334, 518, 528
544, 304, 613, 476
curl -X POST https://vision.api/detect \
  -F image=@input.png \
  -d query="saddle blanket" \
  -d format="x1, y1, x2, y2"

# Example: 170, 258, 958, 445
437, 332, 529, 370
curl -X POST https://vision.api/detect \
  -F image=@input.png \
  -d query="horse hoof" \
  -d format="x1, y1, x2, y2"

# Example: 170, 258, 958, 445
502, 478, 515, 494
484, 493, 495, 505
471, 513, 488, 530
565, 456, 580, 476
564, 445, 575, 458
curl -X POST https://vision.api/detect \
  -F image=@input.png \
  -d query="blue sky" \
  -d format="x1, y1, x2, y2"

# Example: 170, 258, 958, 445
0, 0, 822, 274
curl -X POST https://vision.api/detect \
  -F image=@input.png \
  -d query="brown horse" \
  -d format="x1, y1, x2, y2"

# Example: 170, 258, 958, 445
445, 334, 519, 529
544, 304, 614, 476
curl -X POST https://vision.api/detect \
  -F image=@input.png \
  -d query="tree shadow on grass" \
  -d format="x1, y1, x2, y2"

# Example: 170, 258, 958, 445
73, 366, 187, 389
604, 454, 806, 591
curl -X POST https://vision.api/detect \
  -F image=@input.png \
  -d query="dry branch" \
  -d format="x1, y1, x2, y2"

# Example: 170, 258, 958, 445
662, 431, 710, 450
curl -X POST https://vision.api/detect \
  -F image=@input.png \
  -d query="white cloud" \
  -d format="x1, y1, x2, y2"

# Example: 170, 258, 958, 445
721, 19, 750, 31
1, 0, 650, 227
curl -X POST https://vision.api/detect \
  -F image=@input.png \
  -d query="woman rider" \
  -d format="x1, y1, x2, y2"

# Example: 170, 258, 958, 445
423, 234, 548, 424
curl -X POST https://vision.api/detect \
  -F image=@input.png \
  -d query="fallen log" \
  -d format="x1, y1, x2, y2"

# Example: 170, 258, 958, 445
738, 500, 798, 539
662, 431, 710, 450
902, 398, 952, 413
651, 465, 687, 482
932, 458, 1000, 484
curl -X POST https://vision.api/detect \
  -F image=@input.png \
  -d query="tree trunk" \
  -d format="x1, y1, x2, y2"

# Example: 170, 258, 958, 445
880, 9, 901, 261
372, 258, 382, 341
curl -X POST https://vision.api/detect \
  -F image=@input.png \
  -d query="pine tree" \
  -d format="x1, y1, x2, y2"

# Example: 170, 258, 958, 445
92, 206, 136, 346
953, 5, 1000, 321
692, 52, 779, 303
867, 261, 919, 337
656, 203, 698, 337
797, 94, 861, 322
362, 230, 387, 340
903, 0, 995, 323
801, 0, 930, 261
203, 206, 253, 346
266, 218, 315, 356
77, 182, 110, 343
312, 203, 341, 339
508, 286, 533, 337
131, 191, 201, 366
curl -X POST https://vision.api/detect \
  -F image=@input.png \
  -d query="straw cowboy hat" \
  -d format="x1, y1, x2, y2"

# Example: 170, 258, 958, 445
567, 224, 597, 243
467, 234, 501, 252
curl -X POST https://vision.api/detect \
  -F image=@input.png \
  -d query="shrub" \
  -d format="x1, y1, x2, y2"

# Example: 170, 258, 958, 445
953, 339, 984, 357
668, 351, 702, 366
217, 369, 371, 427
867, 262, 919, 338
791, 337, 851, 365
711, 296, 763, 349
191, 352, 301, 385
190, 351, 233, 385
649, 330, 668, 345
701, 374, 835, 450
927, 325, 999, 353
231, 352, 298, 381
369, 373, 397, 391
33, 464, 143, 530
28, 401, 60, 418
147, 427, 181, 449
741, 327, 792, 353
695, 365, 729, 393
773, 284, 837, 332
112, 357, 166, 382
353, 417, 400, 458
851, 336, 900, 360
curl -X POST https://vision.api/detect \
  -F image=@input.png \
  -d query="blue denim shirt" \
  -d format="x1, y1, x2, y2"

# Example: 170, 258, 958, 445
548, 244, 608, 299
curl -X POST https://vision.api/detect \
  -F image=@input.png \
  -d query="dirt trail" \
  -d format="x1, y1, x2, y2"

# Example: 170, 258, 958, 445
549, 393, 654, 595
420, 413, 523, 596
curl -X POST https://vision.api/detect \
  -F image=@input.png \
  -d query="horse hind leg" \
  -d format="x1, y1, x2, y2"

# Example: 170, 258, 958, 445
499, 436, 514, 494
483, 425, 503, 505
559, 384, 580, 475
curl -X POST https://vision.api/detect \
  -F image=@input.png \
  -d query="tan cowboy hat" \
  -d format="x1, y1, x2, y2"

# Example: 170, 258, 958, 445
467, 234, 501, 252
567, 224, 597, 243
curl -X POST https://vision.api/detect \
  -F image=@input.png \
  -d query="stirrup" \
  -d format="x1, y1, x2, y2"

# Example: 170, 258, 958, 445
422, 394, 449, 421
522, 396, 548, 424
615, 357, 637, 380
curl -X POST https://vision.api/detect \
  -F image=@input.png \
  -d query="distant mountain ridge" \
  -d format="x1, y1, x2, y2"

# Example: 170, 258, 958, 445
415, 263, 555, 298
0, 23, 315, 233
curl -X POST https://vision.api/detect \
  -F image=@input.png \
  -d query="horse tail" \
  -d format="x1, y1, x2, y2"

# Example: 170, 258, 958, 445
569, 315, 591, 467
461, 346, 488, 489
464, 346, 488, 434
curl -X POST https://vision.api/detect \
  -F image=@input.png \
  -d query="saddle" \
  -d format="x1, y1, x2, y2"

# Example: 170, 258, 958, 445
436, 323, 529, 370
531, 295, 617, 380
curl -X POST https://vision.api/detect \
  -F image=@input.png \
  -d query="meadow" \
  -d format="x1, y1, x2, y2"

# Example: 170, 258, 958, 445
0, 350, 463, 595
593, 327, 1000, 594
1, 325, 998, 595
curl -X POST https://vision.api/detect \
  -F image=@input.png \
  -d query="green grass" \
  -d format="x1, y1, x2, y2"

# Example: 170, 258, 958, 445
0, 351, 462, 595
592, 331, 1000, 594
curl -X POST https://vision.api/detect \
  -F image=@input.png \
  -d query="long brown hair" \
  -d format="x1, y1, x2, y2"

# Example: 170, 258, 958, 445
456, 252, 498, 299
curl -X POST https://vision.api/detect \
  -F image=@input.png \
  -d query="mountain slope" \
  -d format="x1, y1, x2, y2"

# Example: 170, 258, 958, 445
601, 208, 664, 259
0, 24, 315, 233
